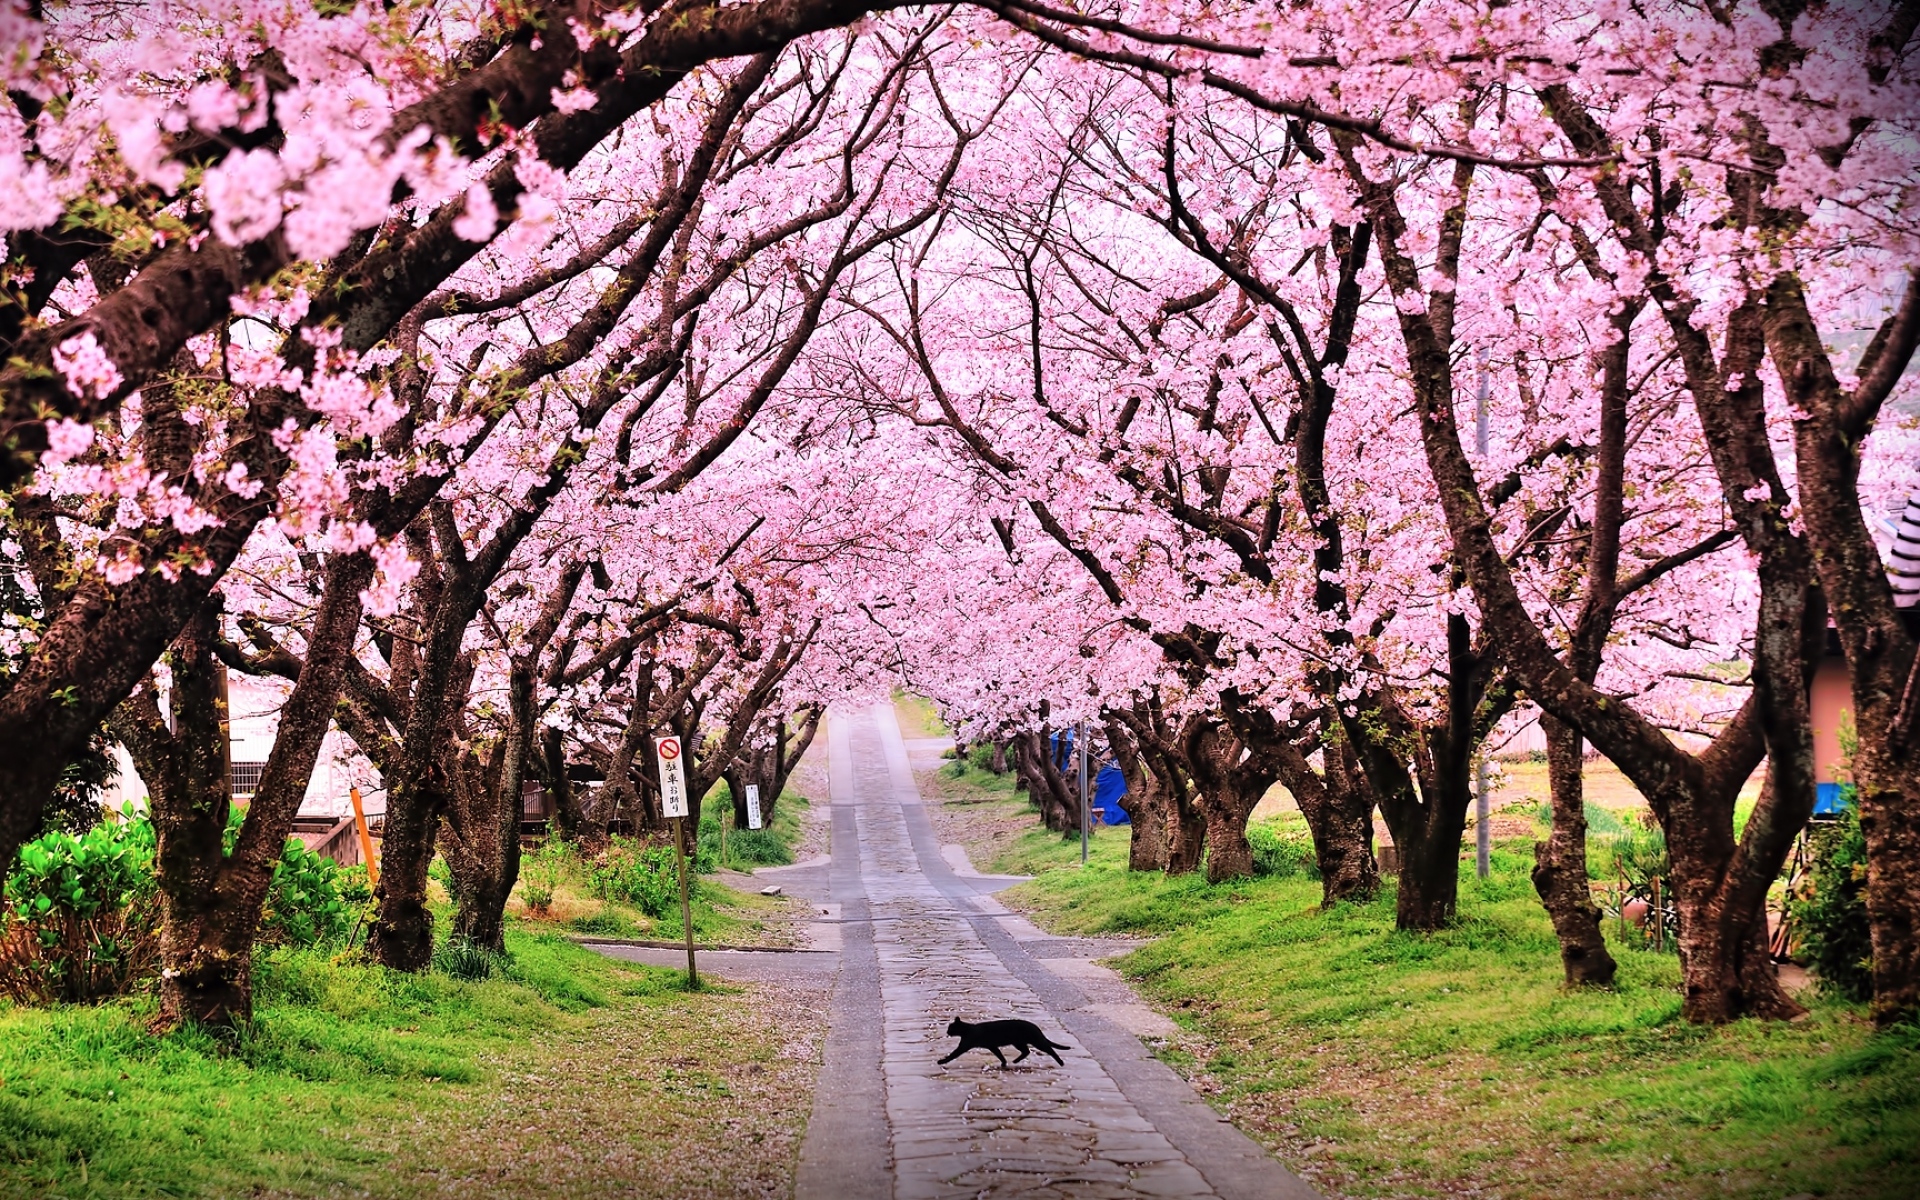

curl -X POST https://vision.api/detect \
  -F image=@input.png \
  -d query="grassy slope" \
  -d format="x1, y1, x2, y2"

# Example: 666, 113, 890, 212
931, 762, 1919, 1200
891, 692, 949, 739
0, 930, 821, 1199
510, 788, 816, 946
0, 786, 831, 1198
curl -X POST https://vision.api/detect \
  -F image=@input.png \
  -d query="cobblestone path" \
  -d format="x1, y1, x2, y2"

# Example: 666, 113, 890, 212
794, 704, 1317, 1200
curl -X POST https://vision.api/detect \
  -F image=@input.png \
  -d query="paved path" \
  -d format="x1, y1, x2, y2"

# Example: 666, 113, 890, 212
790, 703, 1317, 1200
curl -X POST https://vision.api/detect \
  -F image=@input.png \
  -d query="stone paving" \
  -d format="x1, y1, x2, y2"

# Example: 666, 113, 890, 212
795, 702, 1317, 1200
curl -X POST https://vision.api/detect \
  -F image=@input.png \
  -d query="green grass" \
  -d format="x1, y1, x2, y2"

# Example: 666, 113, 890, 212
937, 756, 1021, 799
700, 786, 810, 873
969, 796, 1919, 1199
516, 787, 814, 947
892, 692, 949, 739
0, 927, 821, 1198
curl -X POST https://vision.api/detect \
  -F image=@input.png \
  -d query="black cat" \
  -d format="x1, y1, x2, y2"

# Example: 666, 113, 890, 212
938, 1017, 1070, 1067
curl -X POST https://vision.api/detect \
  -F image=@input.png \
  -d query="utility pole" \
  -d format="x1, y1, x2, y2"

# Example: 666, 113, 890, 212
1475, 347, 1492, 881
1078, 721, 1090, 864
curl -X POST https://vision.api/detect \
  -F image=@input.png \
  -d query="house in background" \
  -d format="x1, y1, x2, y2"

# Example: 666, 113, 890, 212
1811, 489, 1920, 812
106, 673, 383, 864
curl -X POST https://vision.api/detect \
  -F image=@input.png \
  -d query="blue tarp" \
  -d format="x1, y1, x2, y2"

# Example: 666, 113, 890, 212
1814, 781, 1846, 818
1046, 730, 1130, 825
1093, 764, 1129, 825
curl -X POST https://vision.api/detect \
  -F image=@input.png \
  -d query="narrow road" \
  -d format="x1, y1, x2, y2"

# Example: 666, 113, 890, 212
793, 703, 1318, 1200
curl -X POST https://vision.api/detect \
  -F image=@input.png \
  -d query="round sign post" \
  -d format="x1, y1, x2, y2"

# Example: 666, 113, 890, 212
654, 735, 697, 988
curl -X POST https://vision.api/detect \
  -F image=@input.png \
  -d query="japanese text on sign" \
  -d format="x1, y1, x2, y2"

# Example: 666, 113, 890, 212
655, 735, 689, 818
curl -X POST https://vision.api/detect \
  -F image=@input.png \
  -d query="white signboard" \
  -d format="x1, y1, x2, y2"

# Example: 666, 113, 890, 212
654, 735, 689, 819
744, 784, 763, 830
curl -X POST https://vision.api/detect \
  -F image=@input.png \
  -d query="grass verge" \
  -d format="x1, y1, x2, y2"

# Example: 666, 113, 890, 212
512, 790, 815, 948
891, 691, 949, 739
0, 927, 824, 1198
929, 765, 1919, 1200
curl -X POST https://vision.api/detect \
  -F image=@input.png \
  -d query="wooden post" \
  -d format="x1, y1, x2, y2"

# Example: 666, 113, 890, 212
350, 786, 379, 886
1618, 866, 1627, 942
675, 815, 697, 988
1652, 875, 1663, 952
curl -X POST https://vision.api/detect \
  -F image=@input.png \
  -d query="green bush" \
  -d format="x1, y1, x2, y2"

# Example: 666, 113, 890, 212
698, 803, 791, 870
259, 837, 358, 948
1794, 790, 1873, 1002
1248, 817, 1320, 880
1593, 819, 1676, 951
433, 935, 502, 981
587, 838, 687, 919
968, 744, 1000, 773
0, 812, 158, 1003
218, 806, 362, 949
334, 862, 375, 906
520, 839, 569, 913
1595, 821, 1667, 889
567, 911, 642, 937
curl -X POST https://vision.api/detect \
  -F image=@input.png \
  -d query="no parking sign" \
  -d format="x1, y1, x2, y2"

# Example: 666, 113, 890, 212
655, 735, 689, 818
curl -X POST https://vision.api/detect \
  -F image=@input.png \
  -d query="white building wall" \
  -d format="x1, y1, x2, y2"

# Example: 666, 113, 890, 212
105, 675, 383, 818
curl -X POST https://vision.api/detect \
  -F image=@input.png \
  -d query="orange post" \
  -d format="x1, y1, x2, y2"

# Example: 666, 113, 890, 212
349, 786, 379, 886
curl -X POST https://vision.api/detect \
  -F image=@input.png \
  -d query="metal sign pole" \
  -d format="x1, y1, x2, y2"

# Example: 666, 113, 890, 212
1474, 348, 1492, 881
1078, 721, 1090, 864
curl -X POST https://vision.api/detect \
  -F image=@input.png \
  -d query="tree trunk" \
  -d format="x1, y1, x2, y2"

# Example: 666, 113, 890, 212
1185, 720, 1271, 885
1103, 717, 1169, 871
1762, 216, 1920, 1027
450, 836, 517, 952
1377, 746, 1473, 932
446, 671, 537, 953
1164, 783, 1207, 876
1391, 800, 1467, 932
541, 727, 582, 841
366, 773, 447, 971
1201, 798, 1255, 883
1118, 780, 1169, 871
1858, 751, 1920, 1024
1015, 728, 1080, 834
989, 740, 1009, 774
1276, 734, 1380, 906
1533, 716, 1618, 986
137, 605, 249, 1027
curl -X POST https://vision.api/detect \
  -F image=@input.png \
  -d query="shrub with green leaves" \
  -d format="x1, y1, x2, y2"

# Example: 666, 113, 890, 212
1592, 819, 1676, 951
520, 839, 570, 913
1793, 788, 1873, 1002
0, 813, 158, 1004
587, 838, 686, 919
218, 806, 362, 949
259, 838, 358, 948
1247, 817, 1320, 880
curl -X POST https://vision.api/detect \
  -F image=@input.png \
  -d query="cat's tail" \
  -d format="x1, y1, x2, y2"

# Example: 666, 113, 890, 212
1042, 1037, 1072, 1051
